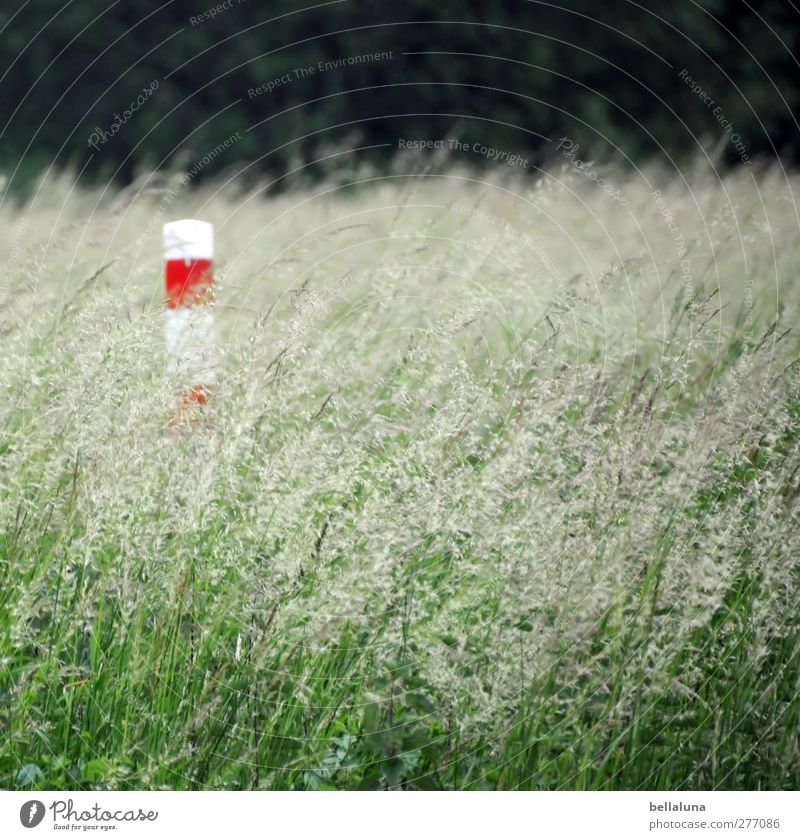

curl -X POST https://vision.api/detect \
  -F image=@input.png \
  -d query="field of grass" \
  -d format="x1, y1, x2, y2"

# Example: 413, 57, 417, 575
1, 161, 799, 790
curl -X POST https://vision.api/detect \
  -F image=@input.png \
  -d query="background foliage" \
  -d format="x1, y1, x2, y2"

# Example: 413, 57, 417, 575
1, 0, 798, 191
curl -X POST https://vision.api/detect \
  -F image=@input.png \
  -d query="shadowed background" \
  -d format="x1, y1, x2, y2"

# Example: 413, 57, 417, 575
1, 0, 798, 191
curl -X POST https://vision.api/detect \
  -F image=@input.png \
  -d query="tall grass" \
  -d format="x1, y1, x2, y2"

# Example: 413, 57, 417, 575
1, 162, 799, 789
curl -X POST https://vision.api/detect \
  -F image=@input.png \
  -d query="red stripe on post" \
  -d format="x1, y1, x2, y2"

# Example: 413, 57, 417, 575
163, 220, 216, 427
165, 258, 214, 308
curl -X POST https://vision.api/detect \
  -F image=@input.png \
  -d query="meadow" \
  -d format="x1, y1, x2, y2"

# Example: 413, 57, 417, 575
1, 160, 799, 790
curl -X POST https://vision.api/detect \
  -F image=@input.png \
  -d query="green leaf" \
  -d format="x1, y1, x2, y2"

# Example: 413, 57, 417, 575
15, 763, 43, 786
82, 758, 112, 782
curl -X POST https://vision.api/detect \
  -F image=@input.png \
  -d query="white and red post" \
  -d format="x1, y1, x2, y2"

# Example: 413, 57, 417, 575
163, 219, 216, 425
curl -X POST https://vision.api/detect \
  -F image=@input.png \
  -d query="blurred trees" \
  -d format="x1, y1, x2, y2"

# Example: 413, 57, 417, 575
0, 0, 797, 190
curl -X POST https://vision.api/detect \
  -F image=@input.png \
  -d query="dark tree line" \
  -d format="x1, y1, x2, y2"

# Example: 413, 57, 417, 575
1, 0, 798, 191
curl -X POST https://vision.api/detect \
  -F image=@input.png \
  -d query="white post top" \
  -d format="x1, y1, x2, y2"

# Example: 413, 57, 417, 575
163, 219, 214, 261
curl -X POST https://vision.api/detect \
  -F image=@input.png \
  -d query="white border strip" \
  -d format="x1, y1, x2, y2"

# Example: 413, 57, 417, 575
2, 791, 798, 839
